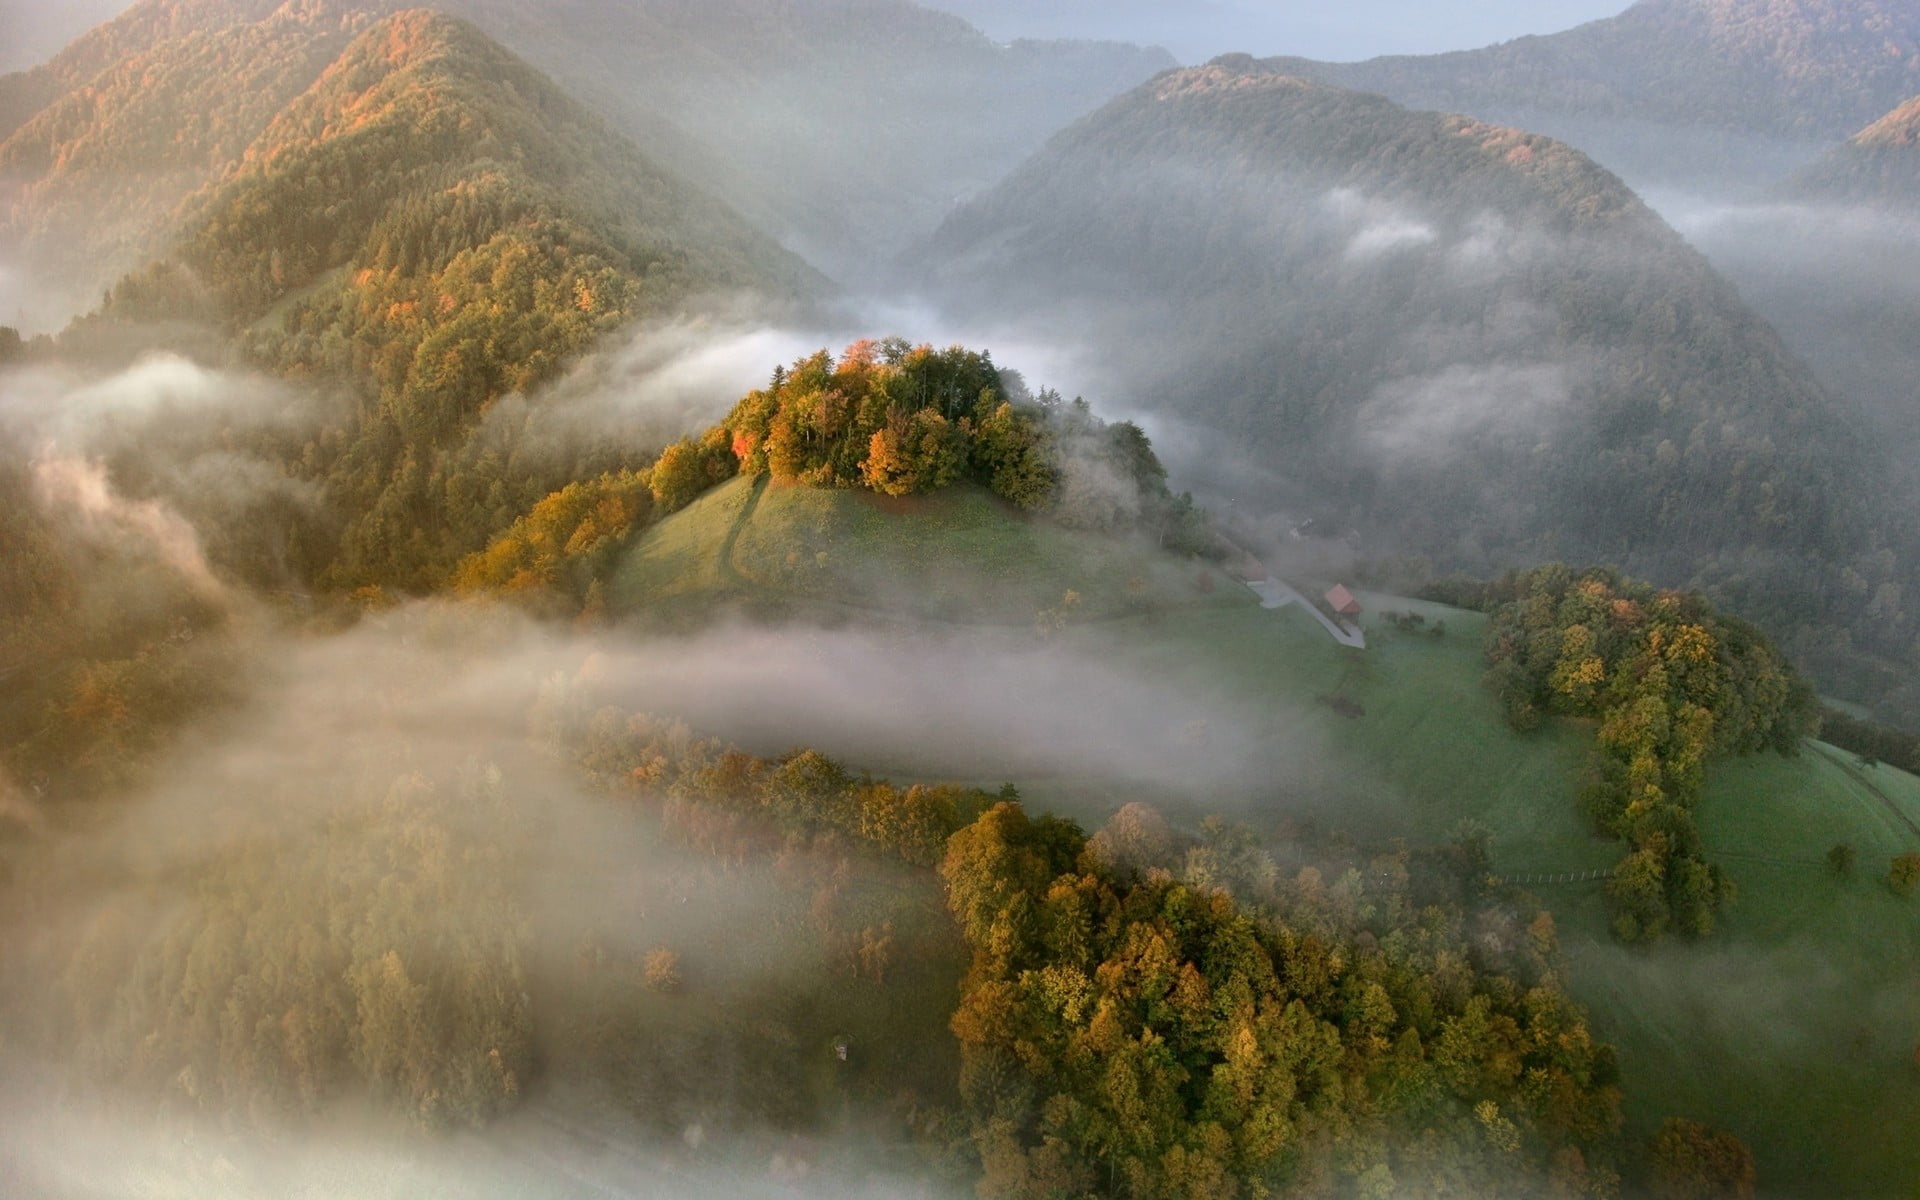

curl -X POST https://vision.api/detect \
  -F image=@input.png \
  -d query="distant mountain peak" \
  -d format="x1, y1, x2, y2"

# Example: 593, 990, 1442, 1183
1252, 0, 1920, 189
1123, 60, 1648, 230
1784, 90, 1920, 205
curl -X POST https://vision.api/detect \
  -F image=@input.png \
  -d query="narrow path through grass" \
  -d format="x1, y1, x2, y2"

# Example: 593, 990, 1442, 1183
716, 474, 769, 587
1812, 740, 1920, 843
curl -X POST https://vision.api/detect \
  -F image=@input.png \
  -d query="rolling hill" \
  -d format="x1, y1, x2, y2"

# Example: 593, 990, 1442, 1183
915, 60, 1909, 705
1260, 0, 1920, 191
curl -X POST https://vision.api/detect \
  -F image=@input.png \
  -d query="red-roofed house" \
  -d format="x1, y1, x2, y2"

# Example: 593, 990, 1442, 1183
1325, 584, 1361, 618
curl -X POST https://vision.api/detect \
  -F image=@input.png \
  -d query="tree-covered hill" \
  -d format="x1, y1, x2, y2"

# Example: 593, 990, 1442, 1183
917, 61, 1909, 703
453, 340, 1221, 623
1784, 93, 1920, 207
1258, 0, 1920, 187
71, 9, 823, 591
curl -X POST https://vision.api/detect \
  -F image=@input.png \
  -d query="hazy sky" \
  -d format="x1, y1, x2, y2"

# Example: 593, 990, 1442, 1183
3, 1, 1637, 73
927, 0, 1631, 62
0, 0, 131, 70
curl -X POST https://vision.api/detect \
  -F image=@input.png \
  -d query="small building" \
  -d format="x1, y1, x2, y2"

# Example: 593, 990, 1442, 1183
1325, 584, 1362, 618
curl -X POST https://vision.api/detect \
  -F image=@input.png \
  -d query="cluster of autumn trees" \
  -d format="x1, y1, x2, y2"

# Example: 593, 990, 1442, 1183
710, 338, 1209, 547
450, 469, 654, 613
718, 340, 1051, 505
1481, 565, 1818, 941
938, 801, 1628, 1198
530, 671, 998, 870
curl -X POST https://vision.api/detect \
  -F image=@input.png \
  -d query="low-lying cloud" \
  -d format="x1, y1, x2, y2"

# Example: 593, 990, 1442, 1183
32, 454, 232, 605
1356, 361, 1578, 465
0, 352, 316, 451
1324, 188, 1439, 261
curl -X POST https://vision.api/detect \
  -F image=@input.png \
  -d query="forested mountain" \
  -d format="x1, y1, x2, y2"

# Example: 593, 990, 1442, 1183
67, 9, 821, 591
0, 0, 1174, 299
1262, 0, 1920, 190
0, 7, 821, 789
917, 60, 1919, 705
1785, 93, 1920, 206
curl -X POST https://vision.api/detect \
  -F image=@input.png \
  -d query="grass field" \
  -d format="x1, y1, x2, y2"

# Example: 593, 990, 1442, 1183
610, 484, 1920, 1195
613, 475, 1246, 626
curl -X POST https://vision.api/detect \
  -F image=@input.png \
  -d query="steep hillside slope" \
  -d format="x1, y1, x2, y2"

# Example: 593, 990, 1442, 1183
925, 68, 1863, 575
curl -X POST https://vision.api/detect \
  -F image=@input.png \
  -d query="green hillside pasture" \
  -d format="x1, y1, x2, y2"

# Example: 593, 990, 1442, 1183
1553, 744, 1920, 1196
1027, 595, 1605, 865
613, 476, 1246, 626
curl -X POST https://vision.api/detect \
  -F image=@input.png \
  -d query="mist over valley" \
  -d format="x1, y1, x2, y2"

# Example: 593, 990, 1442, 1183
3, 2, 1919, 1197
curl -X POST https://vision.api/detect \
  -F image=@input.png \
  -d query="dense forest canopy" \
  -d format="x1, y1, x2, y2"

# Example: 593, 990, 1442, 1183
942, 800, 1626, 1198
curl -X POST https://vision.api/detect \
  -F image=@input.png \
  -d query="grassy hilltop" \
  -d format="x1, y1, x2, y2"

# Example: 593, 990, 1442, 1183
613, 475, 1246, 628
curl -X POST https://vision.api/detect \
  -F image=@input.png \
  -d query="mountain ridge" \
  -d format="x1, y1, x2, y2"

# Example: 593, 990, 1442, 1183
1261, 0, 1920, 141
0, 2, 380, 317
918, 59, 1902, 697
0, 0, 1175, 300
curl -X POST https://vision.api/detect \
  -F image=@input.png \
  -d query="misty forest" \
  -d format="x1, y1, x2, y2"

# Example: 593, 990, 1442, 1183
2, 2, 1920, 1198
